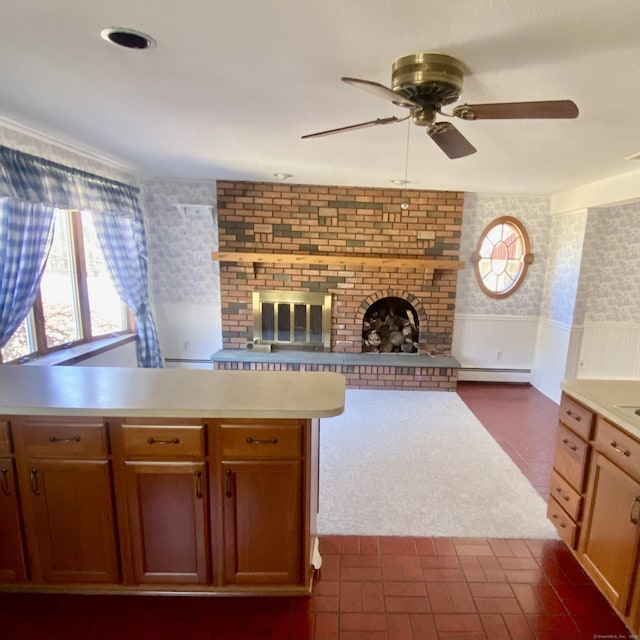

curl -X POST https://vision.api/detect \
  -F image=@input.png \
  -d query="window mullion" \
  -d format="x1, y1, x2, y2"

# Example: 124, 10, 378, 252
31, 293, 48, 353
70, 211, 91, 340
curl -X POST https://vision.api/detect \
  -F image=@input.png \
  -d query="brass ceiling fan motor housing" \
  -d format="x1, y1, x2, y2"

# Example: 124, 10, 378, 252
392, 53, 465, 126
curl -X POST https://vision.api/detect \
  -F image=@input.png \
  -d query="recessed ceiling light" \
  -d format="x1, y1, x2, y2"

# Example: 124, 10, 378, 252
391, 179, 409, 186
273, 172, 293, 180
101, 27, 156, 50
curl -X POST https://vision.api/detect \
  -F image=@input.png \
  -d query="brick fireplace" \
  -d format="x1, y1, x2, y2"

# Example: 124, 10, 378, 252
212, 180, 464, 390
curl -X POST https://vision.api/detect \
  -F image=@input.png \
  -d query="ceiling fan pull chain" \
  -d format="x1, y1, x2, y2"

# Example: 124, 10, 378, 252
399, 118, 411, 210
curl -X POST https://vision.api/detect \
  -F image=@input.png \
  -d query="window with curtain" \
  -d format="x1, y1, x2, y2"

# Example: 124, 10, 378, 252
1, 209, 133, 363
0, 144, 163, 368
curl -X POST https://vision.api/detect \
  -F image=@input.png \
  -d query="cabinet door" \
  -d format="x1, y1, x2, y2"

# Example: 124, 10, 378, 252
124, 461, 208, 584
0, 458, 27, 582
222, 460, 302, 585
23, 459, 119, 584
579, 452, 640, 612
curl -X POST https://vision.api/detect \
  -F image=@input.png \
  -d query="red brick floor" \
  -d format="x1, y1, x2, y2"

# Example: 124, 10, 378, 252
456, 382, 560, 499
0, 383, 632, 639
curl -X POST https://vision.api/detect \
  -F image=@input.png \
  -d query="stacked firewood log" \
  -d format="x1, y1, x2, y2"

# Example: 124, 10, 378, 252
362, 307, 419, 354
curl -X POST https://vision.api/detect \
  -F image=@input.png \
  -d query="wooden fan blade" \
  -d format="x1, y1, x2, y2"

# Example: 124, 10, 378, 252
454, 100, 579, 120
341, 77, 421, 108
427, 122, 477, 159
301, 115, 406, 139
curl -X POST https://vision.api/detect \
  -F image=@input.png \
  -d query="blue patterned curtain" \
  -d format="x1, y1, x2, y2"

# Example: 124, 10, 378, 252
91, 212, 163, 368
0, 145, 140, 216
0, 198, 55, 349
0, 144, 163, 367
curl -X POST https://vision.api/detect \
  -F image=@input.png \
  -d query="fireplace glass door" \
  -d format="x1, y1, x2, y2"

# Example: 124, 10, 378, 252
253, 291, 331, 351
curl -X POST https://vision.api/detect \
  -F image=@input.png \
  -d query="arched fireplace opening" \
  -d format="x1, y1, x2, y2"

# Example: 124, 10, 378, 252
362, 296, 420, 354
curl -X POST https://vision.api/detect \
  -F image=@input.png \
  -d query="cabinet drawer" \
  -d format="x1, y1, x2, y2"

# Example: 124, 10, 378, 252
0, 420, 11, 455
219, 422, 302, 459
594, 417, 640, 482
121, 424, 205, 458
552, 424, 590, 492
19, 420, 108, 458
549, 469, 583, 521
547, 498, 579, 548
559, 394, 595, 440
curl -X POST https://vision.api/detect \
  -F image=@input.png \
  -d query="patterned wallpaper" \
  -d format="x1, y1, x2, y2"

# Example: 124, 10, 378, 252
539, 210, 588, 326
140, 178, 219, 304
575, 201, 640, 324
455, 193, 552, 316
3, 121, 638, 340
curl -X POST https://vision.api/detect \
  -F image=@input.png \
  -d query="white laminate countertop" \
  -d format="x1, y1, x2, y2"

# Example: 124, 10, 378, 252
561, 379, 640, 439
0, 365, 346, 419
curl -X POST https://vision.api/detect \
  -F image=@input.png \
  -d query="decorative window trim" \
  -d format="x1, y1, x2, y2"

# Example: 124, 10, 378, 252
471, 216, 534, 299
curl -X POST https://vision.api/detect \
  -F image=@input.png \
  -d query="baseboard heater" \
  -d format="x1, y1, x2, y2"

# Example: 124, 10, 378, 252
457, 367, 532, 384
164, 357, 214, 368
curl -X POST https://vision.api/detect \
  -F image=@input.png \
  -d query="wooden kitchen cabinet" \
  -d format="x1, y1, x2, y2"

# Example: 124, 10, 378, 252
221, 460, 302, 585
13, 417, 119, 584
549, 386, 640, 636
547, 394, 594, 548
113, 420, 209, 585
579, 451, 640, 611
0, 457, 28, 582
0, 419, 27, 583
0, 366, 345, 596
217, 420, 304, 586
578, 415, 640, 622
122, 461, 209, 584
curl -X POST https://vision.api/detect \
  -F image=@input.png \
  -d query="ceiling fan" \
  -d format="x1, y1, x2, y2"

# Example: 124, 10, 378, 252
302, 53, 579, 159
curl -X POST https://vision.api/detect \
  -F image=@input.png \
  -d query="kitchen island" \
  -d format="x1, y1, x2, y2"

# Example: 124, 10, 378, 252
548, 378, 640, 635
0, 366, 345, 595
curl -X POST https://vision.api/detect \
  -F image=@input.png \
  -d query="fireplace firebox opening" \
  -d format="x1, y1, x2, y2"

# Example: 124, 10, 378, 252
362, 296, 420, 354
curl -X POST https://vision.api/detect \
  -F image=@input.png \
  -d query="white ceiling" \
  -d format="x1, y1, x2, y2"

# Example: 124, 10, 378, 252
1, 0, 639, 195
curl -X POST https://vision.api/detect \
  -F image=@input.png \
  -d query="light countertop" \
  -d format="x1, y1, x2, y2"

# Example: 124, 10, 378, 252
561, 379, 640, 439
0, 366, 346, 419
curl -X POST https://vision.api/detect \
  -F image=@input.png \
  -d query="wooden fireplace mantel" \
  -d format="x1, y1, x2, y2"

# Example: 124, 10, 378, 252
211, 251, 465, 271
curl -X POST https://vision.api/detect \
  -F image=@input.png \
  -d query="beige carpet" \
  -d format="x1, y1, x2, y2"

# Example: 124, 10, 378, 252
316, 389, 558, 539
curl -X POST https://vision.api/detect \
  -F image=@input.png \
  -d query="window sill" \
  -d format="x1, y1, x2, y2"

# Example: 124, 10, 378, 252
18, 334, 137, 366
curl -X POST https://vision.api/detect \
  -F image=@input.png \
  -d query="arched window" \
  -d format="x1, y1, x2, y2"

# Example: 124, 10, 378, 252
472, 216, 534, 298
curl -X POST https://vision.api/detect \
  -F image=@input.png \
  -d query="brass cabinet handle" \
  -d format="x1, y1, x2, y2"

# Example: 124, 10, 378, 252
49, 435, 81, 443
551, 513, 566, 529
1, 467, 10, 496
610, 441, 631, 457
565, 410, 581, 422
30, 468, 40, 496
562, 438, 578, 452
555, 488, 570, 502
224, 469, 233, 498
631, 496, 640, 525
246, 437, 278, 445
194, 471, 203, 500
146, 437, 180, 445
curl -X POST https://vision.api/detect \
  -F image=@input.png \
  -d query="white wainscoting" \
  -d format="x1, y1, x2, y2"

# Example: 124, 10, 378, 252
154, 301, 223, 363
452, 315, 538, 383
532, 318, 574, 403
578, 322, 640, 380
455, 316, 640, 401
